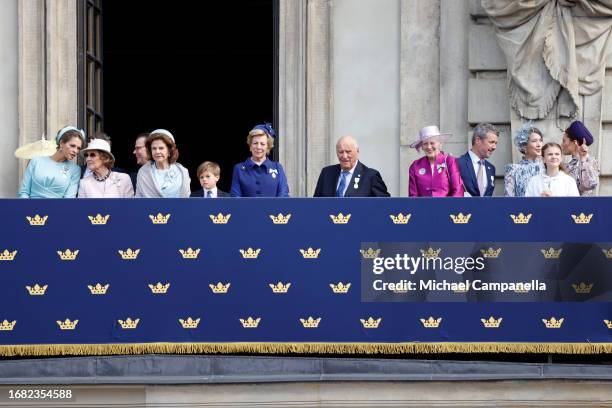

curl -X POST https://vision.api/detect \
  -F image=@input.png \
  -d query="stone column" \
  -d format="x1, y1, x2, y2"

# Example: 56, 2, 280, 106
305, 0, 333, 196
278, 0, 307, 197
45, 0, 78, 135
400, 0, 440, 196
0, 0, 19, 197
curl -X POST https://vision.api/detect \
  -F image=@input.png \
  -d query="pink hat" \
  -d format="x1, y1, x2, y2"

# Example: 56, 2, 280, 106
410, 125, 452, 150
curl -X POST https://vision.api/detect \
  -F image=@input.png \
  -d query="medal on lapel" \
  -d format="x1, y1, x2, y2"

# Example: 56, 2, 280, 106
353, 175, 360, 189
418, 168, 426, 175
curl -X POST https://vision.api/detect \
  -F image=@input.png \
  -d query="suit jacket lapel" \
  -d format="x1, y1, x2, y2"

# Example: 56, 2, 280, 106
485, 161, 495, 194
343, 161, 363, 197
463, 153, 479, 195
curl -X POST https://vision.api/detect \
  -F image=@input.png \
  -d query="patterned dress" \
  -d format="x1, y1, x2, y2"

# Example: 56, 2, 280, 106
565, 156, 600, 197
504, 158, 545, 197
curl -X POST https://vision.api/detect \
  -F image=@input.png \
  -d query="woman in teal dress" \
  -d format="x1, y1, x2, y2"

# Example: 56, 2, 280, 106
504, 124, 545, 197
18, 126, 85, 198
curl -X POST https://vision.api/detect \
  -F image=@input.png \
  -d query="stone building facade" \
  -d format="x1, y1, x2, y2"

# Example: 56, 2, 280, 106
0, 0, 610, 197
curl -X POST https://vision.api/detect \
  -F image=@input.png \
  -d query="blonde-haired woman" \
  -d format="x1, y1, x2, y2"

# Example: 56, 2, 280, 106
525, 143, 579, 197
230, 123, 289, 197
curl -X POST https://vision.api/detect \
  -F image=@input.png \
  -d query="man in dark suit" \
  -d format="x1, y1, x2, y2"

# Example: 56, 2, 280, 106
457, 123, 499, 197
314, 135, 390, 197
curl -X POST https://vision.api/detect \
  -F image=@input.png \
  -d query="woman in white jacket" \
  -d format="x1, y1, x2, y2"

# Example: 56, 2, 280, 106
525, 143, 579, 197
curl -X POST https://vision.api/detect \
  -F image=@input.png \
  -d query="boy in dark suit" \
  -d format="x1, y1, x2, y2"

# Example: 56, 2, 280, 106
191, 161, 230, 198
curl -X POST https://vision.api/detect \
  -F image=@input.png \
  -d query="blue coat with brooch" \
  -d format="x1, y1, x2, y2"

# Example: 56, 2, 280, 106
230, 157, 290, 197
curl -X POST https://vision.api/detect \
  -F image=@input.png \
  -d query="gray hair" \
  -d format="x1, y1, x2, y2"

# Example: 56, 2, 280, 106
336, 135, 359, 151
472, 123, 499, 145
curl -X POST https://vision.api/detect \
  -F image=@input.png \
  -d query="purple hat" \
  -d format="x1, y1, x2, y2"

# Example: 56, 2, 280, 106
566, 121, 593, 146
410, 126, 452, 151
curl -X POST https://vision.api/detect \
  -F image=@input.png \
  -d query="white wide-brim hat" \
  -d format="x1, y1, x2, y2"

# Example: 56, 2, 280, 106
410, 125, 452, 150
81, 138, 115, 162
14, 137, 57, 159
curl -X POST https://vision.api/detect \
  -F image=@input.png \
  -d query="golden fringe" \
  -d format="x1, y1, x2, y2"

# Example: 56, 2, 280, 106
0, 342, 610, 357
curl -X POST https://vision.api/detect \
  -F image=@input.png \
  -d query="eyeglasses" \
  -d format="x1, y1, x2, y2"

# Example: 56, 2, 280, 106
84, 152, 98, 158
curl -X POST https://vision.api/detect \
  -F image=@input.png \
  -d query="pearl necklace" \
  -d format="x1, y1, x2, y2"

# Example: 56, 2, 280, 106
93, 170, 112, 182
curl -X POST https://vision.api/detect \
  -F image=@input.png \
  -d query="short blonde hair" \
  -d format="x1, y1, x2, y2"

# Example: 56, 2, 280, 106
196, 161, 221, 178
247, 129, 274, 154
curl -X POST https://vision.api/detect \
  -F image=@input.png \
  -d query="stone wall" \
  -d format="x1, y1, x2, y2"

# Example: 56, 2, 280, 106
0, 0, 18, 197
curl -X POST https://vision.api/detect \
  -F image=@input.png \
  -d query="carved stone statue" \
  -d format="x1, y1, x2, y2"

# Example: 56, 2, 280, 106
482, 0, 612, 120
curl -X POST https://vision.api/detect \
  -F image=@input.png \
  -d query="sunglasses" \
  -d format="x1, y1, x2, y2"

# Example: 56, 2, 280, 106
84, 152, 98, 158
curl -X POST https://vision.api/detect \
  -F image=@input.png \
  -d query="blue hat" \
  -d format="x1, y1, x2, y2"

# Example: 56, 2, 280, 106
513, 121, 535, 152
566, 121, 593, 146
56, 126, 85, 144
251, 123, 276, 139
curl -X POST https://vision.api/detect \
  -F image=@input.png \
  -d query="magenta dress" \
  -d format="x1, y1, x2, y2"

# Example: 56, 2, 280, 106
408, 153, 464, 197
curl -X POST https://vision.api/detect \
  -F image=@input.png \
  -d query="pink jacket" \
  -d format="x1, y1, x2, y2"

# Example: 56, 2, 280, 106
408, 153, 464, 197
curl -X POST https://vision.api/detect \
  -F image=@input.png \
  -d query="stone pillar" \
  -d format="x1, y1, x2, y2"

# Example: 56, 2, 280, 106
0, 0, 19, 197
400, 0, 440, 196
45, 0, 78, 135
305, 0, 332, 196
278, 0, 307, 197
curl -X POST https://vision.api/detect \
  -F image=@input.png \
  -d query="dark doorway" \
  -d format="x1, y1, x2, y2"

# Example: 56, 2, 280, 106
101, 0, 275, 192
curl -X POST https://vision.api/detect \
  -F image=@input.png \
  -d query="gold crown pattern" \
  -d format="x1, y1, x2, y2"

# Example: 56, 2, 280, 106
269, 213, 291, 224
179, 317, 201, 329
300, 247, 321, 259
360, 317, 382, 329
149, 213, 171, 224
330, 282, 351, 293
118, 317, 140, 329
330, 213, 351, 224
420, 247, 441, 259
57, 319, 78, 330
541, 248, 562, 259
118, 248, 140, 260
481, 316, 503, 328
572, 282, 593, 294
88, 214, 110, 225
480, 248, 502, 258
571, 213, 593, 224
389, 213, 411, 224
510, 213, 532, 224
542, 317, 564, 329
300, 316, 321, 328
26, 214, 48, 226
602, 248, 612, 259
240, 317, 261, 328
0, 250, 17, 261
210, 213, 231, 224
240, 248, 261, 259
179, 247, 201, 259
360, 248, 380, 259
148, 282, 170, 294
87, 283, 109, 295
449, 213, 471, 224
209, 282, 231, 294
420, 317, 442, 328
269, 282, 291, 293
0, 320, 16, 331
604, 320, 612, 329
25, 284, 48, 296
57, 249, 79, 261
